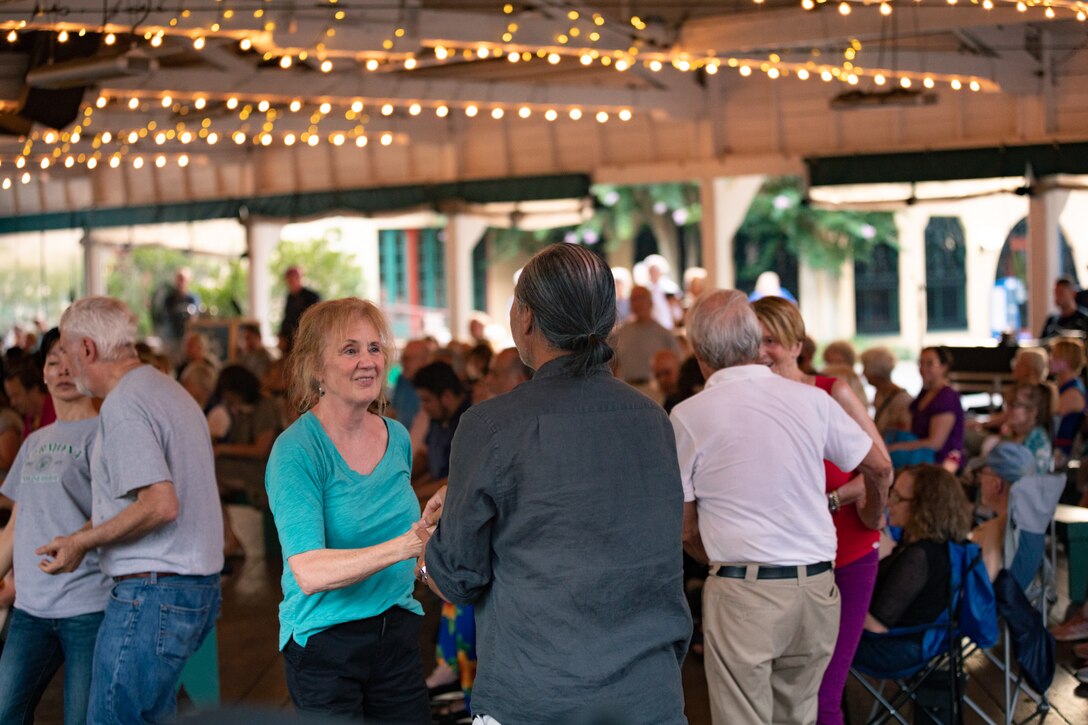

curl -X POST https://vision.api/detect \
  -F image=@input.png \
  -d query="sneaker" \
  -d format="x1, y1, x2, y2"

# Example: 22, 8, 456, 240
1051, 615, 1088, 642
1077, 666, 1088, 685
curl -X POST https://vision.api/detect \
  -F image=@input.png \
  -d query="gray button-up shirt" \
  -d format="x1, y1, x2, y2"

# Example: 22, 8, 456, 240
426, 356, 691, 725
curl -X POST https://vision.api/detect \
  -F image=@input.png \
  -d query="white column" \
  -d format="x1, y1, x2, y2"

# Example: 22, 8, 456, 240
246, 219, 282, 341
81, 231, 108, 297
954, 197, 1027, 339
797, 261, 854, 342
1027, 186, 1070, 335
354, 222, 381, 303
895, 208, 929, 353
444, 215, 489, 342
698, 175, 764, 290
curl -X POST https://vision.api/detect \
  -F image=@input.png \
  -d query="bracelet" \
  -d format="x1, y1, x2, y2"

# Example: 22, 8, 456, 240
828, 490, 841, 514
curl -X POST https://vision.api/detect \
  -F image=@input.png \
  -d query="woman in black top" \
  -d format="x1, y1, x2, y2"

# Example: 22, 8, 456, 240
854, 464, 971, 673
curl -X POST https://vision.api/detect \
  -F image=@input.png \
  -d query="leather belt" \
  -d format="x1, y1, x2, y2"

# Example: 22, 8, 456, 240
113, 572, 179, 582
715, 561, 833, 580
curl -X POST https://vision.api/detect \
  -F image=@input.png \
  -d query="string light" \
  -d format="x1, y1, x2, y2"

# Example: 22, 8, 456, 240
178, 154, 189, 167
436, 105, 449, 117
465, 104, 478, 117
194, 97, 206, 110
569, 108, 582, 120
380, 132, 394, 146
491, 107, 504, 119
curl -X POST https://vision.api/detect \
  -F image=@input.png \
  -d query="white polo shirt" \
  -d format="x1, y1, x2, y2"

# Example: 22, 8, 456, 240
670, 364, 872, 566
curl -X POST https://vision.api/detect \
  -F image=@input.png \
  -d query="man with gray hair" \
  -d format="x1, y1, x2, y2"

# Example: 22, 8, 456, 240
671, 289, 891, 725
419, 244, 690, 725
39, 296, 223, 724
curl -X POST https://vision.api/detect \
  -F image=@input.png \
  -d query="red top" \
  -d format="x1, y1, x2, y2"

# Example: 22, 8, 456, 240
22, 394, 56, 440
815, 375, 880, 567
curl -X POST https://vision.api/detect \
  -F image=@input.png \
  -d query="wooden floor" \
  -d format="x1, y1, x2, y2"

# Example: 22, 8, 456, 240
26, 505, 1088, 723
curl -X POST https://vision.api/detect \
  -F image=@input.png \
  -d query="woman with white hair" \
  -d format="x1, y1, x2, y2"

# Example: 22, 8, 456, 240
860, 346, 913, 437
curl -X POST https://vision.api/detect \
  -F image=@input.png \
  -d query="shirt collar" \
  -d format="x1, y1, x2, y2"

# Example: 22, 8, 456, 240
704, 363, 775, 390
532, 354, 609, 380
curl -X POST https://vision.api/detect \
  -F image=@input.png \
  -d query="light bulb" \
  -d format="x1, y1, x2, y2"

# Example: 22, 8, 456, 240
436, 105, 449, 117
465, 105, 478, 117
380, 132, 393, 146
569, 108, 582, 120
518, 106, 531, 118
491, 107, 504, 119
178, 154, 189, 167
618, 109, 632, 121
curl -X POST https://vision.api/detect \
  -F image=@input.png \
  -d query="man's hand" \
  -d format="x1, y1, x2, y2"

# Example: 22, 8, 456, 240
36, 533, 89, 574
421, 485, 447, 526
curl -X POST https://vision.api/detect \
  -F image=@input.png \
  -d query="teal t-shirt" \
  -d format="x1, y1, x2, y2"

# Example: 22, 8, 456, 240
266, 412, 422, 650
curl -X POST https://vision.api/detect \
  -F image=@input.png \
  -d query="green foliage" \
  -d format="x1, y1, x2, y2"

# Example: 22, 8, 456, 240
735, 177, 897, 276
269, 235, 365, 323
105, 246, 245, 336
98, 233, 364, 337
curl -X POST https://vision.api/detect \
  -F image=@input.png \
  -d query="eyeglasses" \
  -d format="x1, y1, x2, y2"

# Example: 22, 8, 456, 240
889, 490, 913, 505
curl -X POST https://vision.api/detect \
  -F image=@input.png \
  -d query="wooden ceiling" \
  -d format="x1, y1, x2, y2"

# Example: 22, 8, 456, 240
0, 1, 1084, 221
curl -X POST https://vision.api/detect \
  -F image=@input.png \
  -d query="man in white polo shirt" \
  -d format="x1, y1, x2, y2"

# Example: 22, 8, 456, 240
671, 289, 891, 725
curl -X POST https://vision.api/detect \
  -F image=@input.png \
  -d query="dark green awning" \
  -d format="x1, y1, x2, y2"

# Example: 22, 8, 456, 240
0, 173, 591, 233
806, 142, 1088, 187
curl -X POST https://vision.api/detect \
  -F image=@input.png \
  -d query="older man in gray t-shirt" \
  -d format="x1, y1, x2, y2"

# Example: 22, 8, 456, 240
40, 297, 223, 725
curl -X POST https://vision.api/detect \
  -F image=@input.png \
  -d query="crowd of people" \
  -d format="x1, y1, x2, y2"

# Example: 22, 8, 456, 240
0, 255, 1087, 724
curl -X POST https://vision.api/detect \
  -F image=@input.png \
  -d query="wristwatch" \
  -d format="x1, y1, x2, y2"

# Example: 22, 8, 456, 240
828, 490, 842, 514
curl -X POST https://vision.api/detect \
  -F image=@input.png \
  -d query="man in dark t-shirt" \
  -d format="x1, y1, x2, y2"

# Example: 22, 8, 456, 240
279, 266, 320, 351
1040, 278, 1088, 339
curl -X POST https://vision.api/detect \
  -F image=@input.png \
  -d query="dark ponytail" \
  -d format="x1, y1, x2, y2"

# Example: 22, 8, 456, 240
516, 245, 615, 375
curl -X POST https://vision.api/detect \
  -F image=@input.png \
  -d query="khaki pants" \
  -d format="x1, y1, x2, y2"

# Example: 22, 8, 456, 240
703, 566, 840, 725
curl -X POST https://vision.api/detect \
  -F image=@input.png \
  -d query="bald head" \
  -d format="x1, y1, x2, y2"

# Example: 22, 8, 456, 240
630, 286, 653, 322
400, 339, 430, 379
487, 347, 531, 397
652, 349, 680, 396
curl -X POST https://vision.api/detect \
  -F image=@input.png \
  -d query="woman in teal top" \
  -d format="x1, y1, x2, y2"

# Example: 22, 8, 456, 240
266, 298, 431, 722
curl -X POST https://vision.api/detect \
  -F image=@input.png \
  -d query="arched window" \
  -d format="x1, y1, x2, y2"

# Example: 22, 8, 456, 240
854, 243, 900, 334
993, 218, 1077, 334
925, 217, 968, 331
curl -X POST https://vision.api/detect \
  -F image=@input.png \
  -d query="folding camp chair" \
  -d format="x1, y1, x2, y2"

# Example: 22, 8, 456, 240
849, 540, 999, 725
963, 473, 1064, 725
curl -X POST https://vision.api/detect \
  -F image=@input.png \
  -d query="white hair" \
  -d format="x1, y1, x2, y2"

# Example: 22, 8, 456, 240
687, 289, 762, 370
60, 296, 138, 361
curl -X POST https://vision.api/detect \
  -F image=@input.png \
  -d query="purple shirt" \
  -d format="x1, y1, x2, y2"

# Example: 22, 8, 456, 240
910, 385, 965, 464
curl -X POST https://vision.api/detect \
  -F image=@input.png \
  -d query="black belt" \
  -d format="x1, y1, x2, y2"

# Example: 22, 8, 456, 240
715, 561, 833, 580
113, 572, 179, 582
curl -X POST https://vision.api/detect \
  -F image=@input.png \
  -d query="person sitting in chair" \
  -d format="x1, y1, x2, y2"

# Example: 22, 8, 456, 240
970, 442, 1044, 583
854, 465, 972, 673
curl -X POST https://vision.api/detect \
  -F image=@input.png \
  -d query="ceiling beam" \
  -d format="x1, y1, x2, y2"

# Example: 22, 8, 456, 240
678, 6, 1059, 54
99, 66, 699, 117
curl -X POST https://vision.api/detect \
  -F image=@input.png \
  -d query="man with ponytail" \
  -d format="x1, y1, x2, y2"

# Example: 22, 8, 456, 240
418, 244, 691, 725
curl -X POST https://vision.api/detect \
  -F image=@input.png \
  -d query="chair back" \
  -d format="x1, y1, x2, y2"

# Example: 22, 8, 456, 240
1004, 474, 1065, 596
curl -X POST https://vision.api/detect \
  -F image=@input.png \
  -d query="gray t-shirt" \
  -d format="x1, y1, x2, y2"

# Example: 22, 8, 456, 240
610, 319, 680, 383
1, 417, 112, 618
91, 365, 224, 577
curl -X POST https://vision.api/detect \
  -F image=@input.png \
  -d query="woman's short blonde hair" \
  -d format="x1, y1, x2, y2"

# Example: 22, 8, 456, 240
902, 465, 971, 543
287, 298, 396, 414
751, 296, 805, 349
1050, 338, 1086, 376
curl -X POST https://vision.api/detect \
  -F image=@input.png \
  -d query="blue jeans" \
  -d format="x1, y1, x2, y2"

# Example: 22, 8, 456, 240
88, 574, 220, 725
0, 608, 104, 725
